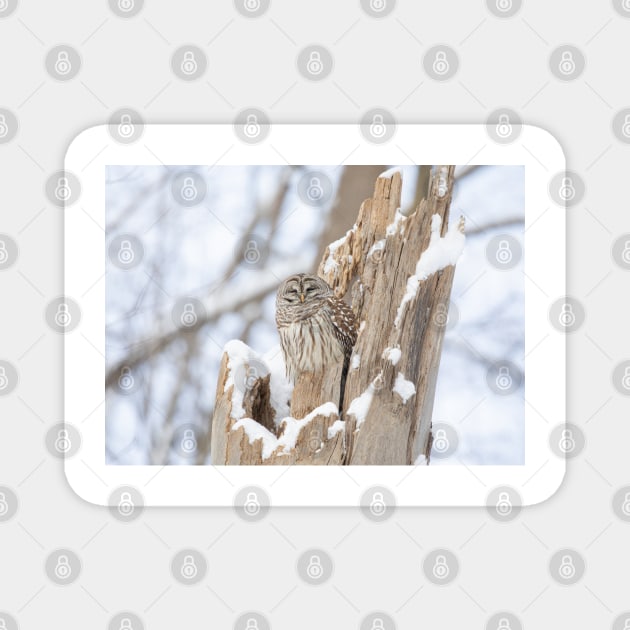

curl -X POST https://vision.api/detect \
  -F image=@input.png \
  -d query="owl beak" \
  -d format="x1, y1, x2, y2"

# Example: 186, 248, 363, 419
299, 293, 305, 303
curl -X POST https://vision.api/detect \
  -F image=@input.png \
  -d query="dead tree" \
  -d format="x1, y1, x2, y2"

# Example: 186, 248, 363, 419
210, 167, 464, 465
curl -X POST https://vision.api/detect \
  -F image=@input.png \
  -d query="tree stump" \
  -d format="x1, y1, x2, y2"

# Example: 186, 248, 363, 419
210, 167, 464, 465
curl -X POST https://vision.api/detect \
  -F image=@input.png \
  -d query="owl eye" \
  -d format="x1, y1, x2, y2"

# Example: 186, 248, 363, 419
305, 287, 316, 293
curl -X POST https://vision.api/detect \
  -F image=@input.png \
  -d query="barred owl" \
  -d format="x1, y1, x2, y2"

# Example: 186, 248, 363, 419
275, 274, 358, 411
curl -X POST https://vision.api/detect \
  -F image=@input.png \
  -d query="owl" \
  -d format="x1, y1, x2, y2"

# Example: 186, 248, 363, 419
275, 273, 358, 411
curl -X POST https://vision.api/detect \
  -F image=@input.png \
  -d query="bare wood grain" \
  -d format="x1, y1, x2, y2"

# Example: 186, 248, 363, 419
209, 167, 461, 465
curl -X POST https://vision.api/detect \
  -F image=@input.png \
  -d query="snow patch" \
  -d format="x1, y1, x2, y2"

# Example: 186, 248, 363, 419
224, 341, 293, 425
351, 353, 361, 370
233, 402, 338, 460
393, 372, 416, 404
394, 214, 465, 327
382, 347, 402, 366
347, 383, 376, 428
386, 210, 406, 236
414, 453, 428, 466
323, 227, 355, 275
368, 239, 386, 260
263, 345, 293, 423
327, 420, 345, 439
276, 402, 339, 456
232, 418, 278, 459
223, 340, 270, 420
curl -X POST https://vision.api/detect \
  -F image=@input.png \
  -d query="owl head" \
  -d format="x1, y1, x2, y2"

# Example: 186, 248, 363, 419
276, 273, 331, 306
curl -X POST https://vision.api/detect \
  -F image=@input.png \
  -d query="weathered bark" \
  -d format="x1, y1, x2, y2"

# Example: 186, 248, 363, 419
314, 165, 386, 273
210, 167, 462, 465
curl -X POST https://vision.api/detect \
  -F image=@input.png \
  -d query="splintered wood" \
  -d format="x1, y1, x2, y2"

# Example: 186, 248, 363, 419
210, 167, 462, 465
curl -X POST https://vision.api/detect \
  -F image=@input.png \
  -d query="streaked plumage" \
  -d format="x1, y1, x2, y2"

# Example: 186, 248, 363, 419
275, 274, 358, 410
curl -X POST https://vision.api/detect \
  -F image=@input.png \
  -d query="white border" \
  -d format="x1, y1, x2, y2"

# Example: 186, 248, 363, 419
65, 124, 565, 507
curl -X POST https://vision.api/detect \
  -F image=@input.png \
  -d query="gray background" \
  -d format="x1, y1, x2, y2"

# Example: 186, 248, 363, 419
0, 1, 629, 629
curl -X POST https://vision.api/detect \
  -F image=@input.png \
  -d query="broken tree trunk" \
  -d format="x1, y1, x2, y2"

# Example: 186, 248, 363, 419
210, 167, 464, 465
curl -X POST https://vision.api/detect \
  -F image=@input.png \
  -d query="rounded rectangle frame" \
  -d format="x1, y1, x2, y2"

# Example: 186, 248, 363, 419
64, 123, 566, 507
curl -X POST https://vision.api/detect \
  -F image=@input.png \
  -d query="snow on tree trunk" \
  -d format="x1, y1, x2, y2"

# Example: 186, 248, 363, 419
210, 167, 464, 465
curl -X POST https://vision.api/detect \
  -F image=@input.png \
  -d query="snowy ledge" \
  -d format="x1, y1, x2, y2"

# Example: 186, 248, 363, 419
223, 339, 293, 423
233, 403, 339, 460
322, 226, 356, 275
394, 214, 465, 328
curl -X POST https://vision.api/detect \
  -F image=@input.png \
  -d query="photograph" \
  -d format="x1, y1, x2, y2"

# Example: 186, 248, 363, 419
105, 163, 524, 466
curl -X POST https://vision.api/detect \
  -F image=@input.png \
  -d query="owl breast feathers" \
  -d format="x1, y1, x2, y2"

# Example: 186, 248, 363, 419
275, 273, 358, 383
